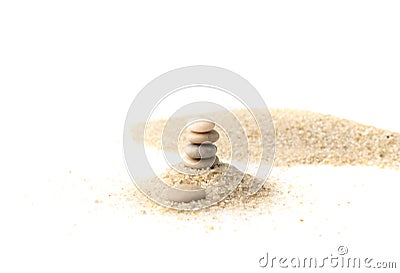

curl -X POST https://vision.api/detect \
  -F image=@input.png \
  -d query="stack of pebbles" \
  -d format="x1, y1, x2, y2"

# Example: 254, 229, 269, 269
183, 120, 220, 169
165, 120, 220, 203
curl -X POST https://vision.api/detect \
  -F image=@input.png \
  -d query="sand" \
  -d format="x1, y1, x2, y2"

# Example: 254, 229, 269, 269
118, 108, 400, 215
138, 108, 400, 168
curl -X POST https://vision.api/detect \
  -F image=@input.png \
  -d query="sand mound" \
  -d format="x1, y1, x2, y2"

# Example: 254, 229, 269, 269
137, 108, 400, 169
120, 108, 400, 215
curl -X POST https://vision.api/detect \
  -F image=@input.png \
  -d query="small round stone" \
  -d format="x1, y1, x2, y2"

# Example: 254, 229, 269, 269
183, 154, 217, 169
188, 130, 220, 144
184, 143, 217, 159
165, 184, 206, 202
188, 120, 215, 133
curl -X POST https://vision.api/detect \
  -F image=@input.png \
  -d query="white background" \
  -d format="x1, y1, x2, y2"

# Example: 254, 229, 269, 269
1, 1, 400, 272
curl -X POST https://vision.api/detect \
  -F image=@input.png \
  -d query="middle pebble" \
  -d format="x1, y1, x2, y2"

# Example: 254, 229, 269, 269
184, 143, 217, 159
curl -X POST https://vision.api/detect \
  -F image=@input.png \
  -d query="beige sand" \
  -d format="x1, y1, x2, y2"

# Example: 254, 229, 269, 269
118, 108, 400, 216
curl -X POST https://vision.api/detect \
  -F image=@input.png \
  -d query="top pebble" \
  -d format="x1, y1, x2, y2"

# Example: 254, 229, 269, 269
188, 120, 215, 133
